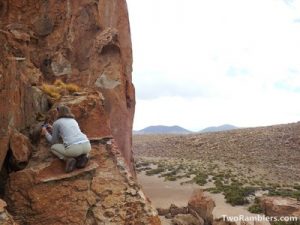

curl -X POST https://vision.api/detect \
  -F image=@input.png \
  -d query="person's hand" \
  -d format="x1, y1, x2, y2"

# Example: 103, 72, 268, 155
46, 124, 53, 131
41, 127, 48, 136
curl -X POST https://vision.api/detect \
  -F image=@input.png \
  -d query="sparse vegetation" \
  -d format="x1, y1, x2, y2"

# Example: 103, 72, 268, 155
135, 161, 151, 168
161, 169, 179, 181
136, 156, 300, 208
134, 126, 300, 216
41, 84, 61, 99
41, 79, 80, 100
203, 175, 258, 206
293, 184, 300, 191
193, 171, 208, 186
267, 188, 300, 200
133, 124, 300, 188
248, 203, 263, 213
65, 83, 80, 93
146, 167, 165, 176
248, 197, 263, 213
218, 182, 256, 206
272, 221, 300, 225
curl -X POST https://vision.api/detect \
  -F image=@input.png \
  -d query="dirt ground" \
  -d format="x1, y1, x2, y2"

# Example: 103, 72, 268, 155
134, 123, 300, 224
137, 171, 262, 219
136, 156, 298, 225
134, 123, 300, 186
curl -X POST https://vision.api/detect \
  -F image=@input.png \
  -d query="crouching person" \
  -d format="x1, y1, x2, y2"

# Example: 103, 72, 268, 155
41, 105, 91, 173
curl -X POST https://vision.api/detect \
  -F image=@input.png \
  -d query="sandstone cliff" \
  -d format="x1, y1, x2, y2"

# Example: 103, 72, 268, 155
0, 0, 135, 173
0, 0, 161, 224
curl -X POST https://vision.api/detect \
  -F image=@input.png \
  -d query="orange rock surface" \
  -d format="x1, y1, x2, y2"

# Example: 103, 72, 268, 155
0, 199, 17, 225
260, 196, 300, 217
188, 189, 216, 225
7, 140, 160, 224
5, 93, 160, 224
0, 0, 135, 173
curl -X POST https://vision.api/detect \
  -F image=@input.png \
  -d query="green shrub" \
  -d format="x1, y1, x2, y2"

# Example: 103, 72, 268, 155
224, 187, 250, 205
193, 171, 208, 186
165, 176, 177, 181
146, 167, 165, 176
204, 187, 222, 194
268, 188, 300, 200
135, 161, 150, 168
162, 170, 178, 177
293, 185, 300, 190
272, 221, 300, 225
248, 203, 263, 213
206, 179, 257, 206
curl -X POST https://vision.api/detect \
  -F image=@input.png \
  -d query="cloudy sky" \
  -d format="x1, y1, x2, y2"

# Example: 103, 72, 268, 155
126, 0, 300, 131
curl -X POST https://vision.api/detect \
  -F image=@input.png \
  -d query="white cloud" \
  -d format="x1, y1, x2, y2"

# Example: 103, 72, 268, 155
134, 89, 300, 131
127, 0, 300, 130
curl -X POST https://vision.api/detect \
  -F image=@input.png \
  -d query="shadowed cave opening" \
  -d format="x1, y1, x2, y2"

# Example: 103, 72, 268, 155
0, 148, 29, 198
0, 151, 10, 198
100, 44, 120, 55
0, 1, 7, 17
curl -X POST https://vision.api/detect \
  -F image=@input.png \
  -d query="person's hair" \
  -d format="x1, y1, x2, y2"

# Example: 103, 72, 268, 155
56, 105, 75, 119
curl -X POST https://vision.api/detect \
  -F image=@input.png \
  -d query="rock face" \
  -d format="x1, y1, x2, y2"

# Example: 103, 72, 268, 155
0, 0, 135, 173
0, 0, 158, 224
260, 196, 300, 217
5, 92, 160, 224
56, 91, 112, 141
0, 199, 17, 225
9, 130, 33, 170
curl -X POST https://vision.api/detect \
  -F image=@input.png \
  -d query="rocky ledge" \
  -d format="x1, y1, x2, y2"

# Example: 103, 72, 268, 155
5, 139, 160, 225
1, 91, 160, 225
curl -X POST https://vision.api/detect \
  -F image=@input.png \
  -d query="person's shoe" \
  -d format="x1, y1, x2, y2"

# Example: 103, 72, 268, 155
65, 158, 76, 173
76, 154, 89, 169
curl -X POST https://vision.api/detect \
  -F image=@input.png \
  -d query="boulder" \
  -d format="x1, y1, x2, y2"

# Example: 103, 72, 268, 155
172, 214, 204, 225
57, 91, 112, 141
188, 189, 215, 225
213, 218, 237, 225
169, 204, 189, 217
157, 207, 170, 216
157, 204, 190, 218
0, 199, 17, 225
260, 196, 300, 217
9, 130, 33, 170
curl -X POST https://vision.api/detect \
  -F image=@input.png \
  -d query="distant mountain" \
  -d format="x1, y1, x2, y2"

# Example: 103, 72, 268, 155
200, 124, 237, 133
134, 125, 192, 134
